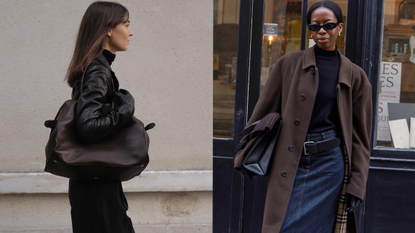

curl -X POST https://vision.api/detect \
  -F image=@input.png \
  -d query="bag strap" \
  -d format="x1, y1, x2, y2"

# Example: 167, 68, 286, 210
80, 60, 116, 109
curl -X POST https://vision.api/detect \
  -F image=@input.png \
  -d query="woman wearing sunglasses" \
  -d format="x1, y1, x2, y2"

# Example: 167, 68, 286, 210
234, 1, 372, 232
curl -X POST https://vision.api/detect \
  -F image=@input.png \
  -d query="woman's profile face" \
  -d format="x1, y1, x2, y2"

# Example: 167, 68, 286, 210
106, 19, 134, 53
310, 7, 342, 51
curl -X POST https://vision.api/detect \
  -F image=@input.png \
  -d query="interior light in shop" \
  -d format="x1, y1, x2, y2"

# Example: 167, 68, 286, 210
269, 35, 273, 45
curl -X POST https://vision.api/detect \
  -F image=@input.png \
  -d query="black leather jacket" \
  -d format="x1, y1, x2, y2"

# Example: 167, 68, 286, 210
71, 54, 132, 144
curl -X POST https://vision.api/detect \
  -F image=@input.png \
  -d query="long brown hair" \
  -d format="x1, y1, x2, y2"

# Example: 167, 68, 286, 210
65, 1, 129, 87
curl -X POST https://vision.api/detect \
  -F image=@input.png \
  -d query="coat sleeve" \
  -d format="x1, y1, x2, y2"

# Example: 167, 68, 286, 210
346, 68, 373, 200
234, 59, 283, 169
75, 64, 132, 144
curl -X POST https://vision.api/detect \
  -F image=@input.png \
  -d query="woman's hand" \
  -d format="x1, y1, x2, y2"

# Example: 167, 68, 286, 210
114, 89, 135, 115
345, 194, 362, 213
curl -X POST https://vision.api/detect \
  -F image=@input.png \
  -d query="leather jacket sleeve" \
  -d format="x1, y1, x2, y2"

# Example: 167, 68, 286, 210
74, 62, 132, 144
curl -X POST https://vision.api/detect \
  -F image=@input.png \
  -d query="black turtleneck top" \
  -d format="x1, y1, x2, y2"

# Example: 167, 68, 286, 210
307, 45, 340, 134
102, 49, 116, 66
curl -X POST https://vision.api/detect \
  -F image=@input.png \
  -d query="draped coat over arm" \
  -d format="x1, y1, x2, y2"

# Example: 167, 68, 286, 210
234, 46, 373, 233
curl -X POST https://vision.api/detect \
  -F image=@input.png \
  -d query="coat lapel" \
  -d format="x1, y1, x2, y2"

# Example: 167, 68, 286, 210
96, 54, 113, 71
338, 52, 352, 87
336, 51, 353, 164
302, 45, 316, 70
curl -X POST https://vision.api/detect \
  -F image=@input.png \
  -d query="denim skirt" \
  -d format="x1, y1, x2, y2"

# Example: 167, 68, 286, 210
280, 130, 344, 233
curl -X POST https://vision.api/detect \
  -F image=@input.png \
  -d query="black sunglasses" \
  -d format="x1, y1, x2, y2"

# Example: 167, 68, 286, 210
308, 22, 339, 31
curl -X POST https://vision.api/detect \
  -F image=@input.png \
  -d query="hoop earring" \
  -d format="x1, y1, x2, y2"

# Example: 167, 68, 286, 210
338, 32, 341, 36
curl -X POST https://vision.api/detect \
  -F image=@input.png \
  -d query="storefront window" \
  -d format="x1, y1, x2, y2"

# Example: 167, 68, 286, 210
261, 0, 303, 88
213, 0, 239, 138
377, 0, 415, 148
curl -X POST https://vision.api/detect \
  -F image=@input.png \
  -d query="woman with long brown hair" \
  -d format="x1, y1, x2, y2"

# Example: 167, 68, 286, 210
66, 1, 135, 232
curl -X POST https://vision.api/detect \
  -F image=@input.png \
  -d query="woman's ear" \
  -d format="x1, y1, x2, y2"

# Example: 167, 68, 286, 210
338, 22, 343, 34
107, 30, 112, 37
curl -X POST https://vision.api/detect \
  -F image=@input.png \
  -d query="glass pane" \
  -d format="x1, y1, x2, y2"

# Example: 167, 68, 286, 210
213, 0, 239, 138
261, 0, 303, 88
307, 0, 347, 54
376, 0, 415, 148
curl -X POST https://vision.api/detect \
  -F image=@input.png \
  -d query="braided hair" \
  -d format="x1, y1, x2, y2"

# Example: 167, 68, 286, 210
307, 1, 343, 25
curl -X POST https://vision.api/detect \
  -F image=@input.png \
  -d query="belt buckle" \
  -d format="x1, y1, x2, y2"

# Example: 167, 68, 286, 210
303, 141, 314, 155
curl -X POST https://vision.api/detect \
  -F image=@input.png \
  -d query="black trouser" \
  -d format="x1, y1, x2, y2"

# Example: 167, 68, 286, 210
69, 179, 135, 233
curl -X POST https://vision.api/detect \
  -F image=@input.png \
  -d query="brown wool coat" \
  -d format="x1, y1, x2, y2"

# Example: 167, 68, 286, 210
234, 46, 373, 233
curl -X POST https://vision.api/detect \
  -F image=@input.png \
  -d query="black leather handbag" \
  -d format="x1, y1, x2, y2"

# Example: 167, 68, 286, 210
44, 63, 155, 181
235, 113, 282, 176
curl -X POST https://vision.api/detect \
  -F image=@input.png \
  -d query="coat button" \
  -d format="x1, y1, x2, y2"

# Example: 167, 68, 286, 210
281, 171, 287, 177
288, 146, 293, 151
310, 68, 315, 74
301, 94, 306, 100
294, 119, 300, 125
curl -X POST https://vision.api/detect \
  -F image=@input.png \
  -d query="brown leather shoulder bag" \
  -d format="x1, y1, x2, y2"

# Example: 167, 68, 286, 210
44, 63, 155, 181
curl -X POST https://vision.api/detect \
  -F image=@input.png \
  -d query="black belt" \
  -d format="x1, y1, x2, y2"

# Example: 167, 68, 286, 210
303, 138, 341, 155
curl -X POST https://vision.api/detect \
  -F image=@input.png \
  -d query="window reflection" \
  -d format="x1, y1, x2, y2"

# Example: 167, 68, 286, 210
377, 0, 415, 148
213, 0, 239, 138
261, 0, 303, 88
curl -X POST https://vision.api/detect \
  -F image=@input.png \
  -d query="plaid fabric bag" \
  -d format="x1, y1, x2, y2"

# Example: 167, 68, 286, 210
334, 145, 350, 233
